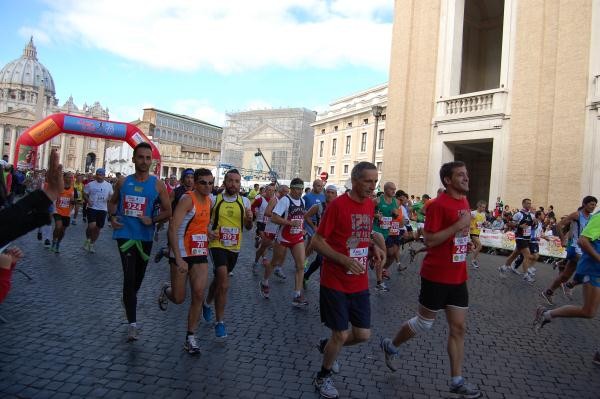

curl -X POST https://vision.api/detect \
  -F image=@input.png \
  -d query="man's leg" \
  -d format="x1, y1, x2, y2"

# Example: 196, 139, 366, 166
392, 305, 437, 347
187, 263, 209, 333
445, 306, 467, 378
547, 284, 600, 319
165, 260, 188, 305
214, 265, 229, 323
323, 327, 370, 369
290, 242, 306, 293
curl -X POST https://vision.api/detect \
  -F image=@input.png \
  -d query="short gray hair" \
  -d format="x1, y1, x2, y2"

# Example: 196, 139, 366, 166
351, 162, 377, 180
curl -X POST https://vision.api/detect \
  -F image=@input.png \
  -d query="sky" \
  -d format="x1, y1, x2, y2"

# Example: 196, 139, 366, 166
0, 0, 393, 126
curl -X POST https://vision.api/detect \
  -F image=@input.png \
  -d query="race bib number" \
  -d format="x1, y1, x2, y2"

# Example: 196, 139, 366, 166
380, 216, 392, 230
348, 247, 368, 274
263, 215, 271, 224
190, 233, 208, 256
123, 195, 147, 217
58, 196, 70, 208
220, 227, 240, 247
290, 217, 304, 235
389, 221, 401, 236
523, 226, 532, 236
453, 235, 468, 263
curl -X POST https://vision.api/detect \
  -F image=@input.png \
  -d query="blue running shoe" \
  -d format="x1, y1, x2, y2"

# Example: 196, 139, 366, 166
202, 303, 213, 322
215, 322, 227, 338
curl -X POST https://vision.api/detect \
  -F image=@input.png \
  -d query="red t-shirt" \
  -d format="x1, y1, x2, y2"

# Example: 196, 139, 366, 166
420, 192, 470, 285
318, 193, 375, 293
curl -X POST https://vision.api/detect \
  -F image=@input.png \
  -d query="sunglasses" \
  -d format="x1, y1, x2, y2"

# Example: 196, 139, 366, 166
197, 180, 214, 186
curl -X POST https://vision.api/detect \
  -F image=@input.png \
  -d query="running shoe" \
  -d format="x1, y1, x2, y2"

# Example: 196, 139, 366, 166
127, 325, 139, 342
529, 267, 537, 274
215, 322, 228, 338
228, 271, 234, 277
532, 305, 551, 333
509, 265, 522, 276
561, 283, 573, 300
254, 235, 260, 249
380, 337, 399, 372
375, 282, 389, 292
184, 335, 201, 355
316, 338, 341, 373
83, 239, 91, 252
498, 265, 508, 278
158, 282, 170, 311
89, 244, 96, 254
154, 247, 165, 263
540, 290, 554, 306
44, 239, 51, 248
259, 281, 270, 299
292, 294, 309, 307
274, 267, 287, 280
449, 379, 482, 399
471, 260, 479, 269
397, 263, 407, 272
313, 376, 339, 399
409, 248, 417, 263
382, 269, 391, 280
202, 303, 213, 322
523, 273, 535, 285
593, 350, 600, 366
71, 220, 77, 226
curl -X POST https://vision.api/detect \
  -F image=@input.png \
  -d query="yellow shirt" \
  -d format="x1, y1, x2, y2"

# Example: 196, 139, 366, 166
470, 211, 486, 235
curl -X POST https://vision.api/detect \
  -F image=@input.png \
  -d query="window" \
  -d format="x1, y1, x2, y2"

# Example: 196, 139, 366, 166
360, 132, 367, 152
345, 136, 351, 154
378, 129, 384, 149
334, 126, 338, 132
321, 129, 325, 134
381, 114, 386, 121
347, 122, 352, 128
319, 141, 324, 157
330, 165, 335, 175
331, 138, 337, 156
343, 165, 349, 174
376, 162, 382, 172
363, 118, 369, 125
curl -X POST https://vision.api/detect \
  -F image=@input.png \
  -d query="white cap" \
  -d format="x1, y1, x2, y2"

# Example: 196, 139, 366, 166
325, 184, 337, 192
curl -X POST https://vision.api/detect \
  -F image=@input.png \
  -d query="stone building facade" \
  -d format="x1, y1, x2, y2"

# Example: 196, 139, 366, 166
310, 84, 387, 189
0, 38, 110, 172
384, 0, 600, 213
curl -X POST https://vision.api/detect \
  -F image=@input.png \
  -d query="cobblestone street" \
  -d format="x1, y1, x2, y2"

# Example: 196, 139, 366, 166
1, 222, 599, 398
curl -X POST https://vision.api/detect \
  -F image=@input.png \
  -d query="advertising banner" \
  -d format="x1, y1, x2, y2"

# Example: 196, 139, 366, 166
479, 228, 566, 258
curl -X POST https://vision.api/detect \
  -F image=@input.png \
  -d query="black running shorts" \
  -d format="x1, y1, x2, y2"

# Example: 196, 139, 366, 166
418, 277, 468, 311
320, 286, 371, 331
209, 248, 239, 273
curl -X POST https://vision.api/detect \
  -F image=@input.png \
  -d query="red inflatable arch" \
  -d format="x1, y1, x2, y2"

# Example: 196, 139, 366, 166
13, 113, 161, 176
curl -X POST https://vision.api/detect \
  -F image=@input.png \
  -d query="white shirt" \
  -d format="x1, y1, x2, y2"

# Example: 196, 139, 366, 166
273, 195, 303, 218
84, 180, 114, 211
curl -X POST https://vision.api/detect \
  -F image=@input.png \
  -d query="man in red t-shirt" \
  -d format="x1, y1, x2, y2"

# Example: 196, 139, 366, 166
380, 161, 481, 399
311, 162, 385, 399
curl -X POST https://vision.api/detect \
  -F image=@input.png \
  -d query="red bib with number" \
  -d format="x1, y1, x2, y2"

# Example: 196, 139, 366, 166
220, 227, 240, 247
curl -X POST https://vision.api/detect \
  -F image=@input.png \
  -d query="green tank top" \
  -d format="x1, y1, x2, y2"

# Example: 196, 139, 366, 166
374, 197, 398, 238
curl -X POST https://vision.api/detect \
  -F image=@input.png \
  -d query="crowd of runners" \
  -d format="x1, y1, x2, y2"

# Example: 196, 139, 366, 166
3, 144, 600, 399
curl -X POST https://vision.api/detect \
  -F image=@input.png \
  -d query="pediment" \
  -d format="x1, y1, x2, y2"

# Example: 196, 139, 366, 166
0, 108, 36, 120
240, 123, 293, 142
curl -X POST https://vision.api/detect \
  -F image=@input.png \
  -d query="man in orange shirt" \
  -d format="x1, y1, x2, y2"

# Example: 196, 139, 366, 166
51, 172, 75, 253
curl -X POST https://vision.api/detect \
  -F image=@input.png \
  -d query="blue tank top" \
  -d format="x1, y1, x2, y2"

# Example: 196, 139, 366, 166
113, 175, 159, 242
569, 211, 591, 248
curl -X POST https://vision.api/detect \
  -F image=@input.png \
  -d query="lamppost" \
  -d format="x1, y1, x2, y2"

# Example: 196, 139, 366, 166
371, 105, 383, 164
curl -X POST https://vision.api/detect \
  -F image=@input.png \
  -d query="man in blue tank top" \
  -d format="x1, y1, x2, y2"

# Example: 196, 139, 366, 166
108, 142, 172, 342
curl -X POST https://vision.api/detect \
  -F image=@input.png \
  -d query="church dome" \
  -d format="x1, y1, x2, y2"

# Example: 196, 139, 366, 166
0, 37, 56, 94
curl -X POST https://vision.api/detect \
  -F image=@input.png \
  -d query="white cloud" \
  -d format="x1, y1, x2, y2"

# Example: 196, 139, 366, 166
35, 0, 392, 73
171, 99, 225, 126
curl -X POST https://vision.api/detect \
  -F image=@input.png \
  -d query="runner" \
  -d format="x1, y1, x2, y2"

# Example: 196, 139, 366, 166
158, 168, 213, 355
311, 162, 384, 399
258, 185, 289, 285
72, 174, 84, 225
380, 161, 481, 399
303, 179, 326, 264
533, 211, 600, 366
262, 178, 309, 306
373, 182, 399, 291
540, 196, 597, 304
108, 142, 172, 342
303, 185, 338, 288
50, 172, 75, 254
469, 200, 487, 269
205, 169, 253, 338
498, 198, 535, 283
251, 184, 275, 273
83, 168, 114, 253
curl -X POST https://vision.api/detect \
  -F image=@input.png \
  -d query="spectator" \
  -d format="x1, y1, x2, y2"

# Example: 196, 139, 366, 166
490, 215, 505, 231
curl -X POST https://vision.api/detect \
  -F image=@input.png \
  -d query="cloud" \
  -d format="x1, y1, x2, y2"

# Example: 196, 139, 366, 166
35, 0, 393, 73
171, 99, 225, 126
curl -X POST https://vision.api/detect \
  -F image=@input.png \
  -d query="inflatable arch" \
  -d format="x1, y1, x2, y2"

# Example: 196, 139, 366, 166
13, 113, 161, 176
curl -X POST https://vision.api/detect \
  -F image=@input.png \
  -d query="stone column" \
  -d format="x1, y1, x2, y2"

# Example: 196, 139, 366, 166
0, 124, 5, 158
9, 126, 17, 164
60, 134, 67, 166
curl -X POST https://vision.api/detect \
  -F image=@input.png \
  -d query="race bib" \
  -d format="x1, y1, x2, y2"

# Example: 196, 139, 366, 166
389, 221, 401, 236
263, 215, 271, 224
523, 226, 532, 236
348, 247, 368, 274
452, 235, 468, 263
290, 217, 304, 235
220, 227, 240, 247
190, 233, 208, 256
380, 216, 392, 230
123, 195, 147, 217
58, 196, 70, 208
